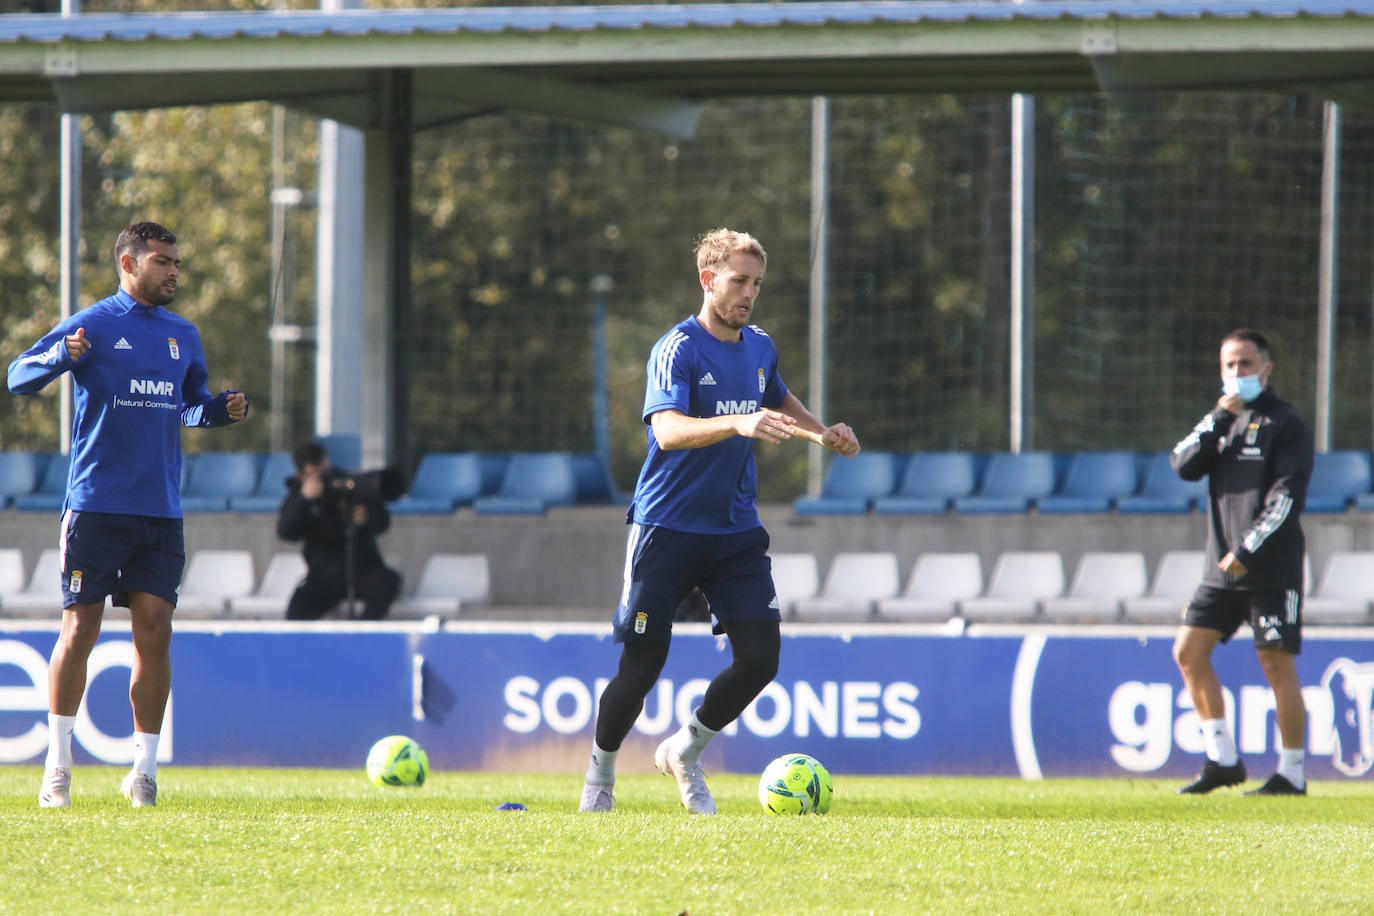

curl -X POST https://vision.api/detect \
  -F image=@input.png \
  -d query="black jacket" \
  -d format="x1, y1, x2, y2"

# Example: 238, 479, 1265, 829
1170, 387, 1313, 593
276, 468, 393, 577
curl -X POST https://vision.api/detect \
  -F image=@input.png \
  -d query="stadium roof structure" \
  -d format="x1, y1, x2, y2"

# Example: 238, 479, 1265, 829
2, 0, 1374, 134
2, 0, 1373, 463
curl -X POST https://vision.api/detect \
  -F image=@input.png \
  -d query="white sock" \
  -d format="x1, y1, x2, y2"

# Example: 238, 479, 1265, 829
45, 714, 76, 770
585, 744, 617, 786
672, 710, 720, 766
1277, 748, 1305, 789
1201, 718, 1239, 766
132, 732, 160, 778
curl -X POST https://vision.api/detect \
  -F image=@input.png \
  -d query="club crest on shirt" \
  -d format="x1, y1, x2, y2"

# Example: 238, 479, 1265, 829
168, 337, 180, 360
757, 368, 765, 393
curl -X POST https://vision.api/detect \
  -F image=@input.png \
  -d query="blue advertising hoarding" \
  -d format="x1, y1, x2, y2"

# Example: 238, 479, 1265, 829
1, 622, 1371, 782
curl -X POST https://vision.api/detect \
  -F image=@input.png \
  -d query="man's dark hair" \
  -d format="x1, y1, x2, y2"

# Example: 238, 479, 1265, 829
292, 441, 328, 472
1222, 327, 1271, 358
114, 221, 177, 265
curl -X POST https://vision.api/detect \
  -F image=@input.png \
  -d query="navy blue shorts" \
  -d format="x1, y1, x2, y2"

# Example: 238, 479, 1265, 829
1184, 583, 1302, 654
613, 524, 779, 643
59, 511, 185, 609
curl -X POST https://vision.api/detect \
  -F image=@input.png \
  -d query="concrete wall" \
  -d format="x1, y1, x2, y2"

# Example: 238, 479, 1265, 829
3, 506, 1370, 613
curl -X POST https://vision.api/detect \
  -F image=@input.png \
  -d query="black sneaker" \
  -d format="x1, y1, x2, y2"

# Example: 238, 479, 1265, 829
1177, 759, 1247, 794
1243, 773, 1306, 796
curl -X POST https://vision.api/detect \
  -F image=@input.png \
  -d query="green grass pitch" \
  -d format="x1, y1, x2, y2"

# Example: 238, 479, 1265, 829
3, 767, 1372, 914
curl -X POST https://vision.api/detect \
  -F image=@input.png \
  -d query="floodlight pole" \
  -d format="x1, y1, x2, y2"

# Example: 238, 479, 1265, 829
58, 0, 82, 455
808, 95, 830, 496
1316, 100, 1339, 453
1009, 92, 1036, 454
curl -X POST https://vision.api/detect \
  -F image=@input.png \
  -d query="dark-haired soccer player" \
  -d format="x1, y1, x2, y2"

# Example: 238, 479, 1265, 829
578, 228, 860, 814
9, 221, 250, 808
1171, 328, 1312, 796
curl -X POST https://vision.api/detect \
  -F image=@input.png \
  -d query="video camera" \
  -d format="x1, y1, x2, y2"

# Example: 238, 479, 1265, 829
328, 467, 408, 504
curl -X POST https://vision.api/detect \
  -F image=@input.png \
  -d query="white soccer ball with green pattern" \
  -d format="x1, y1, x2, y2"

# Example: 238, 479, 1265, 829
366, 735, 429, 787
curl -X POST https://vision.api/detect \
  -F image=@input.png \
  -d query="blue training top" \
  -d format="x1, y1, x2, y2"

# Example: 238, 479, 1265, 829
629, 315, 789, 534
7, 288, 242, 518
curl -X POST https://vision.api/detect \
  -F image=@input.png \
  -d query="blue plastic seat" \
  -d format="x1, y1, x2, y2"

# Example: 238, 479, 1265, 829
1037, 451, 1139, 514
0, 452, 39, 509
13, 452, 70, 512
1306, 450, 1371, 513
793, 452, 899, 515
181, 452, 262, 512
473, 452, 579, 515
389, 452, 484, 514
1115, 452, 1207, 514
478, 454, 511, 496
952, 452, 1056, 514
874, 452, 977, 515
318, 433, 361, 471
229, 452, 296, 512
572, 453, 622, 505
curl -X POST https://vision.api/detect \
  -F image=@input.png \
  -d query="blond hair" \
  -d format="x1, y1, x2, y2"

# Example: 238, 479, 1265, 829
694, 228, 768, 274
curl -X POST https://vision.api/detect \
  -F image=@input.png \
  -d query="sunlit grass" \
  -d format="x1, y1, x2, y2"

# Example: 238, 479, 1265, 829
3, 768, 1372, 914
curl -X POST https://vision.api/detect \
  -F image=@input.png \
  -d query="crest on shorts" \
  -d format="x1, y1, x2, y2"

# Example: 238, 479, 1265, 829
168, 337, 180, 360
634, 611, 649, 634
757, 368, 766, 393
69, 570, 83, 594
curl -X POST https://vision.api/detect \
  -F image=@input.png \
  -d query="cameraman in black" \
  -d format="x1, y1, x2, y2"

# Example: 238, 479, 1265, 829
277, 440, 402, 620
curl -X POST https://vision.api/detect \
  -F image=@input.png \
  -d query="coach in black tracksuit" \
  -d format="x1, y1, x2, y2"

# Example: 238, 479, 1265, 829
1170, 328, 1314, 797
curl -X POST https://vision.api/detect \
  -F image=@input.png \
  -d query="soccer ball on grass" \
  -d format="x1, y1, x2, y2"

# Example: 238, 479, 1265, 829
758, 753, 833, 814
366, 735, 429, 787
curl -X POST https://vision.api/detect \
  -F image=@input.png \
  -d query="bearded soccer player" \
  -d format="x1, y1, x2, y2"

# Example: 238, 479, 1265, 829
578, 228, 860, 814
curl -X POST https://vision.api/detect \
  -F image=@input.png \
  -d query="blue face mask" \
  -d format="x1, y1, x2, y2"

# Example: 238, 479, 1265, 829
1222, 375, 1264, 403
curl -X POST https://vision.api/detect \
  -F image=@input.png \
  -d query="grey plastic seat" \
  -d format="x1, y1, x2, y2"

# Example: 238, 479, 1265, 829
794, 552, 900, 622
960, 551, 1064, 622
1041, 551, 1148, 623
1122, 551, 1205, 623
1305, 551, 1374, 625
391, 553, 490, 618
877, 553, 982, 621
769, 553, 820, 619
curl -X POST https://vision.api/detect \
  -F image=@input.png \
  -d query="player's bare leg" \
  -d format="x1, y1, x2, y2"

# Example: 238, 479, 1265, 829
1245, 647, 1308, 795
122, 592, 173, 807
39, 601, 105, 807
1173, 625, 1246, 793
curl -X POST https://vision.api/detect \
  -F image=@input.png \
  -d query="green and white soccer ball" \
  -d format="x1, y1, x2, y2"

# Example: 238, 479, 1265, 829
758, 753, 833, 815
366, 735, 429, 787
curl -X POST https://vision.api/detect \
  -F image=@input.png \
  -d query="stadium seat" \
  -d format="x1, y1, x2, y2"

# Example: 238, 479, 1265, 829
1036, 451, 1139, 514
0, 548, 64, 616
1304, 551, 1374, 625
175, 549, 256, 617
959, 551, 1064, 622
227, 551, 307, 619
1040, 551, 1148, 622
793, 452, 899, 515
876, 553, 982, 622
318, 433, 362, 471
793, 552, 900, 621
229, 452, 296, 512
180, 452, 262, 512
1115, 452, 1206, 514
0, 548, 26, 612
769, 552, 820, 619
388, 452, 483, 514
473, 452, 578, 514
1121, 550, 1205, 622
952, 452, 1057, 514
478, 453, 511, 496
873, 452, 978, 515
572, 452, 621, 505
1305, 450, 1371, 513
13, 452, 70, 512
0, 452, 39, 509
391, 553, 490, 618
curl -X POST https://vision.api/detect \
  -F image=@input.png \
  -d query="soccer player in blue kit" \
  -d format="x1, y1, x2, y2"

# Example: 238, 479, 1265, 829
579, 228, 860, 814
9, 222, 250, 808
